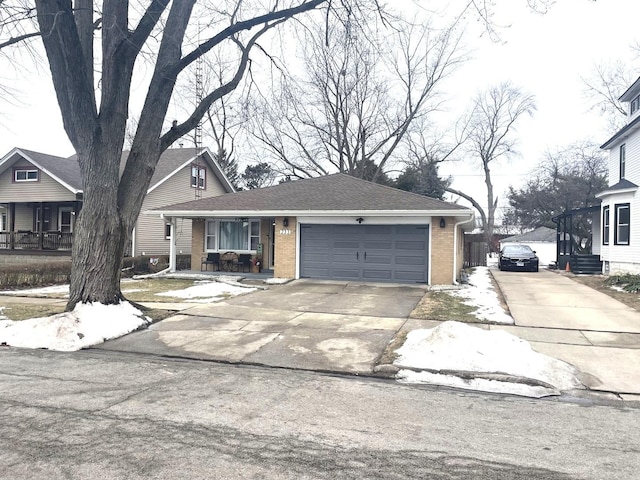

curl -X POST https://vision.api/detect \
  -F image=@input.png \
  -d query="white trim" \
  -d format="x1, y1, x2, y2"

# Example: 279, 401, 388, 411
0, 148, 81, 194
596, 187, 637, 199
131, 226, 136, 257
146, 209, 474, 219
58, 206, 74, 233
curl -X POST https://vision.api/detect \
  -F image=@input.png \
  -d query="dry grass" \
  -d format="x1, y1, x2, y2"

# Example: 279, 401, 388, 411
377, 329, 408, 365
0, 303, 66, 321
0, 278, 213, 321
409, 291, 480, 323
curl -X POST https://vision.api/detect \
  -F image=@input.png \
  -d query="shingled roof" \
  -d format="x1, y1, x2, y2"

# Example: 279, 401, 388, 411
1, 147, 232, 194
501, 226, 556, 243
154, 173, 472, 215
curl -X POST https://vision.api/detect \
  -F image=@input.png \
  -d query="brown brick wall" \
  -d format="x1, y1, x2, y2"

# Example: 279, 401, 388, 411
274, 216, 297, 278
430, 216, 456, 285
191, 219, 205, 270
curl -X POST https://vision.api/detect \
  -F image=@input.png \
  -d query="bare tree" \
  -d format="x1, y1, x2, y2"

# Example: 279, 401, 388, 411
447, 82, 535, 250
250, 12, 466, 183
1, 0, 362, 310
583, 60, 635, 133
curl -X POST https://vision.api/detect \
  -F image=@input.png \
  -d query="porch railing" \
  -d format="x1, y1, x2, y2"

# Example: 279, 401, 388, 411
0, 231, 73, 251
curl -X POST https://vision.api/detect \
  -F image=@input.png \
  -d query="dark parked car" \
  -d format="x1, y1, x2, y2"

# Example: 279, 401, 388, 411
498, 245, 539, 272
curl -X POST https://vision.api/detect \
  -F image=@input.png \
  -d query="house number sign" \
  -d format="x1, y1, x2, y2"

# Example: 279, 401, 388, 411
279, 229, 292, 235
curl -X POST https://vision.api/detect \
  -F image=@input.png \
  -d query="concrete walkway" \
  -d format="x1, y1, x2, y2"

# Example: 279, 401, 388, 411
491, 269, 640, 398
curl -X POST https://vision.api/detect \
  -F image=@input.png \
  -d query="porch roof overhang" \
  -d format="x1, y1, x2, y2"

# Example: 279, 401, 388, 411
595, 178, 639, 199
153, 208, 474, 222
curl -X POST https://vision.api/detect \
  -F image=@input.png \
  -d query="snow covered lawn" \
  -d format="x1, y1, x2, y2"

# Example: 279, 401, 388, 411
394, 267, 584, 397
448, 267, 514, 324
0, 302, 151, 352
0, 278, 256, 351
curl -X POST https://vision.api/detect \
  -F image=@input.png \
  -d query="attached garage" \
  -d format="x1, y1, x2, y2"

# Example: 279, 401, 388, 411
154, 173, 475, 285
300, 224, 429, 283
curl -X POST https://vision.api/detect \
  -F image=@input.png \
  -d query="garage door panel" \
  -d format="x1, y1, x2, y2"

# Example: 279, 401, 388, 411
334, 240, 360, 249
395, 255, 426, 266
364, 254, 392, 265
300, 224, 429, 283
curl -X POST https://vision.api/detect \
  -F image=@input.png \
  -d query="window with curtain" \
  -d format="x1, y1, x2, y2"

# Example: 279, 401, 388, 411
208, 220, 260, 251
219, 221, 249, 250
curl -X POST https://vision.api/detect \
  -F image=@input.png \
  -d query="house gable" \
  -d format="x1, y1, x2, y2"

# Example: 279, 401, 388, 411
0, 154, 78, 203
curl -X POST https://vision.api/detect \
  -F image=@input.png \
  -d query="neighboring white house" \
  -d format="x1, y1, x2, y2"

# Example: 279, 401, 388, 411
598, 76, 640, 274
499, 226, 557, 268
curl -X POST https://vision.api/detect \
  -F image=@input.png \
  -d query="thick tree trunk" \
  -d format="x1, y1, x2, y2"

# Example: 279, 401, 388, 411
66, 146, 129, 311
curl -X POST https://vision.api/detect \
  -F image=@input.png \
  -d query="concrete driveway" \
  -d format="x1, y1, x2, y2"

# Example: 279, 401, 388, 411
491, 269, 640, 397
96, 280, 429, 375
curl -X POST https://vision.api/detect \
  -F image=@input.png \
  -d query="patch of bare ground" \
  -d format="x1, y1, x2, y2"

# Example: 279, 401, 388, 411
568, 273, 640, 312
409, 290, 480, 323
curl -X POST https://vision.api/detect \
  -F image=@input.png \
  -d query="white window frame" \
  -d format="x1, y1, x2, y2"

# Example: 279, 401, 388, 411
14, 168, 39, 182
620, 144, 626, 180
164, 222, 172, 240
191, 164, 206, 189
58, 207, 74, 233
204, 219, 260, 253
0, 211, 6, 232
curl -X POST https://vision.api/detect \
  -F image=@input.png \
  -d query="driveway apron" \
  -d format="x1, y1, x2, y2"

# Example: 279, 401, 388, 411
96, 280, 427, 375
491, 269, 640, 395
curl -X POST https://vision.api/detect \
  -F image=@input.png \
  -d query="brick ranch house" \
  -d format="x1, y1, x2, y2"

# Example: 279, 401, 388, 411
151, 174, 474, 285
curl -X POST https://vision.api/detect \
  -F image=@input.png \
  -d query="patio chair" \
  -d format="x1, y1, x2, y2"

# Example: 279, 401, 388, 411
235, 253, 252, 273
201, 252, 221, 271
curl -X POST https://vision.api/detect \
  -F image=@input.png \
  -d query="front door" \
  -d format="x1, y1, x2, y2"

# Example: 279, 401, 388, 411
59, 207, 73, 233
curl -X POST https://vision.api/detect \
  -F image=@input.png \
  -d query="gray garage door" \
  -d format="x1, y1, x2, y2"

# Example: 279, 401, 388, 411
299, 224, 429, 283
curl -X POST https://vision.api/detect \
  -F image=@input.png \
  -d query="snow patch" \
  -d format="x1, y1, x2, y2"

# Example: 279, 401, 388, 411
155, 280, 255, 301
0, 301, 151, 352
0, 284, 70, 296
394, 321, 583, 397
448, 267, 514, 324
264, 278, 292, 285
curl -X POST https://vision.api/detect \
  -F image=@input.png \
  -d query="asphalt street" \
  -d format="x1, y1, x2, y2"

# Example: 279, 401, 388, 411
1, 348, 639, 479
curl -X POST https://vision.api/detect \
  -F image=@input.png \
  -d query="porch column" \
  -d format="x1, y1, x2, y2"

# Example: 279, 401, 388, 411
9, 202, 15, 249
168, 216, 177, 273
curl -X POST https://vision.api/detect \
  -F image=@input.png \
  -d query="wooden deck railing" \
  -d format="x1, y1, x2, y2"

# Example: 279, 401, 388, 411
0, 231, 73, 251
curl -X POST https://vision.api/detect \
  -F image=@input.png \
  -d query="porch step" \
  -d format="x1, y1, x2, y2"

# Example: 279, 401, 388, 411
569, 254, 603, 275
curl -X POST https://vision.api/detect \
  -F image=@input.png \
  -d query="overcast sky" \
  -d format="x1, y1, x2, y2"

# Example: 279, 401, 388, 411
0, 0, 638, 219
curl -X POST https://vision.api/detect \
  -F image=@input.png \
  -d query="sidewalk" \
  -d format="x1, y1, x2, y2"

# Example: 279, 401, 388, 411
491, 269, 640, 399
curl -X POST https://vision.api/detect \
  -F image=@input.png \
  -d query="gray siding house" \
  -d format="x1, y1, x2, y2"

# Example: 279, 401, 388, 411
0, 147, 234, 260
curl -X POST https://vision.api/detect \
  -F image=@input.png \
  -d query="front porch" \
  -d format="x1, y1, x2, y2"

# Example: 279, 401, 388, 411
552, 205, 603, 274
0, 231, 73, 251
0, 200, 80, 252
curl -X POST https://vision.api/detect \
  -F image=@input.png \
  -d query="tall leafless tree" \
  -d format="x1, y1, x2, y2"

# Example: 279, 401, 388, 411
447, 82, 536, 250
249, 12, 466, 182
1, 0, 362, 310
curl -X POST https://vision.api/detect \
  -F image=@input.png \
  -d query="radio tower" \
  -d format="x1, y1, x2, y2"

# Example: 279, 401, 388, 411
194, 36, 204, 199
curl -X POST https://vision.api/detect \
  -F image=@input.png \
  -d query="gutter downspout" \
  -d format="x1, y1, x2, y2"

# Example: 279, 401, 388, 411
131, 226, 136, 257
453, 214, 475, 285
160, 214, 177, 273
